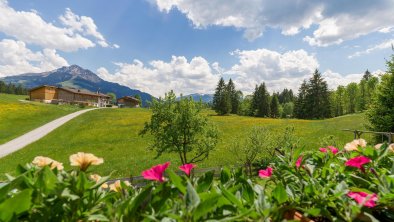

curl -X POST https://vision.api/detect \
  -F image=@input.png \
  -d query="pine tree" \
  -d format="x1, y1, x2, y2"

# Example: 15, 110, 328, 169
294, 80, 308, 119
226, 79, 241, 114
252, 83, 270, 117
270, 95, 280, 118
305, 69, 331, 119
213, 78, 231, 115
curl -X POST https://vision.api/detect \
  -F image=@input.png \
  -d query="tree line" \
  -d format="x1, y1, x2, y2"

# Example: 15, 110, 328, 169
0, 80, 28, 95
212, 68, 381, 120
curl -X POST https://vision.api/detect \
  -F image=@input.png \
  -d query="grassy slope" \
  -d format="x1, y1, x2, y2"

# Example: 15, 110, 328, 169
0, 93, 82, 144
0, 108, 367, 179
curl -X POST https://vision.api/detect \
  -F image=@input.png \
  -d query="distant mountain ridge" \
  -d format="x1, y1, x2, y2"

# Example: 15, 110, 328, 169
180, 93, 214, 103
0, 65, 154, 105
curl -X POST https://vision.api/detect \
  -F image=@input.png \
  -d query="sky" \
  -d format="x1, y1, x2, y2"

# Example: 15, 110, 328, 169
0, 0, 393, 97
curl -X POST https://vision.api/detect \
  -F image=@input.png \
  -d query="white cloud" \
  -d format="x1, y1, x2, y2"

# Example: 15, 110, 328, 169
348, 39, 394, 58
227, 49, 319, 94
59, 8, 109, 48
97, 56, 220, 97
0, 39, 68, 77
0, 0, 113, 51
153, 0, 394, 45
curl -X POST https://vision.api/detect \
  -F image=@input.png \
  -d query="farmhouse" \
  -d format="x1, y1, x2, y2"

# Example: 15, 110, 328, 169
117, 96, 140, 108
29, 85, 111, 107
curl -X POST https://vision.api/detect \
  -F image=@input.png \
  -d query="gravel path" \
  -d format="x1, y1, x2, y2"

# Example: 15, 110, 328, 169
0, 108, 98, 158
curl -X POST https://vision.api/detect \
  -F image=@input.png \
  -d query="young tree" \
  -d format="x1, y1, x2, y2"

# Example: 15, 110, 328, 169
213, 77, 231, 115
345, 83, 358, 114
107, 92, 117, 104
230, 126, 273, 176
226, 79, 242, 114
140, 91, 219, 164
366, 53, 394, 137
281, 102, 294, 118
270, 95, 280, 118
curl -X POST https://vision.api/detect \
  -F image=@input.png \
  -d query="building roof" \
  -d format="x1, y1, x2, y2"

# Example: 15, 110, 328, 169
117, 96, 140, 102
29, 85, 110, 98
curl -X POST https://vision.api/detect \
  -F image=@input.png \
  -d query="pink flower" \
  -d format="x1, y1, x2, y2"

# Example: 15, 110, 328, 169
142, 162, 170, 182
179, 163, 196, 176
347, 191, 378, 208
327, 146, 339, 155
259, 167, 273, 178
345, 156, 371, 169
319, 148, 327, 153
296, 156, 303, 168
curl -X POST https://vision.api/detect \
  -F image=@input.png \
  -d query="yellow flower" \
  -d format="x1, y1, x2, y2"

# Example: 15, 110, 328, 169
69, 152, 103, 171
344, 139, 367, 152
90, 174, 109, 189
374, 143, 383, 149
109, 180, 131, 192
32, 156, 64, 170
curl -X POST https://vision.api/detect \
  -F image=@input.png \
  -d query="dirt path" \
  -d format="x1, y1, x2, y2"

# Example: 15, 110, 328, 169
0, 108, 98, 158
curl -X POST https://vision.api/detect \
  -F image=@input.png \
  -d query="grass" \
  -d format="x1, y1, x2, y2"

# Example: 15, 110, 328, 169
0, 107, 368, 179
0, 93, 82, 144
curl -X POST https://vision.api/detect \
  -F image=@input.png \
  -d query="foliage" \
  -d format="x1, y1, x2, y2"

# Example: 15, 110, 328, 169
296, 69, 331, 119
281, 102, 294, 118
251, 83, 270, 117
1, 139, 393, 221
230, 126, 274, 176
366, 53, 394, 137
212, 77, 231, 115
134, 94, 142, 107
140, 91, 219, 164
270, 94, 280, 118
106, 92, 116, 104
0, 81, 28, 95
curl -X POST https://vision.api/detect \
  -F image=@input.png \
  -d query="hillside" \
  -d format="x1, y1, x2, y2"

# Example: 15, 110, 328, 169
0, 93, 83, 144
0, 108, 368, 179
0, 65, 154, 105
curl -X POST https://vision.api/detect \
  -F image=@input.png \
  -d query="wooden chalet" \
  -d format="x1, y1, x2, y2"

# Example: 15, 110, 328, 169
117, 96, 140, 108
29, 85, 110, 107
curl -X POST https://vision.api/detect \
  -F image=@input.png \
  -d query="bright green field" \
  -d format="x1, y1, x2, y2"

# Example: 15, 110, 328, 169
0, 108, 368, 179
0, 93, 82, 144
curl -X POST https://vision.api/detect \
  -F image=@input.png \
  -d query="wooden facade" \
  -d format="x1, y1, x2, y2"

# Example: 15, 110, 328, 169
29, 85, 110, 107
117, 96, 140, 108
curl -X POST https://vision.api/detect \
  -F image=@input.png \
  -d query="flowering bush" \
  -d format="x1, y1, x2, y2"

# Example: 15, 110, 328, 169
0, 141, 393, 221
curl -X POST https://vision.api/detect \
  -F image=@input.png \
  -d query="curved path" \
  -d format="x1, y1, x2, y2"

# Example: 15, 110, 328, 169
0, 108, 98, 158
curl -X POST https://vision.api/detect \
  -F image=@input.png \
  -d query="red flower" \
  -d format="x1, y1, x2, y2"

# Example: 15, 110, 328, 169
296, 156, 303, 168
347, 191, 378, 208
345, 156, 371, 169
327, 146, 339, 155
142, 162, 170, 182
179, 163, 196, 176
259, 167, 273, 178
319, 148, 327, 153
320, 146, 339, 155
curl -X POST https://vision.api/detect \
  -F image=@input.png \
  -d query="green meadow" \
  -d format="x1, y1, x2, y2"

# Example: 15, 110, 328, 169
0, 107, 368, 179
0, 93, 82, 144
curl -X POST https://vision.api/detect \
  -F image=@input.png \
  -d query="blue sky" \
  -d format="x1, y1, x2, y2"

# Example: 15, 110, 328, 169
0, 0, 393, 96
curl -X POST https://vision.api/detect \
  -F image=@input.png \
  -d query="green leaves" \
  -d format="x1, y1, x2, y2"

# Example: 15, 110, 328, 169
185, 181, 200, 211
272, 184, 288, 205
0, 189, 33, 221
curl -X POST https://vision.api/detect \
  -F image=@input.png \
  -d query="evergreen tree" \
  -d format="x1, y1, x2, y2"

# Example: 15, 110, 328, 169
305, 69, 331, 119
0, 81, 6, 93
363, 69, 372, 80
212, 77, 231, 115
270, 94, 280, 118
252, 83, 270, 117
294, 80, 308, 119
366, 53, 394, 136
226, 79, 241, 114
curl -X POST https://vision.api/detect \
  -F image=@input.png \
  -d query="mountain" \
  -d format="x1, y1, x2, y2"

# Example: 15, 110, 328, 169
181, 93, 214, 103
0, 65, 154, 105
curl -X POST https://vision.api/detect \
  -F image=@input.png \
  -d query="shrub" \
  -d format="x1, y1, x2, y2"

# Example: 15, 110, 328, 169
0, 141, 393, 221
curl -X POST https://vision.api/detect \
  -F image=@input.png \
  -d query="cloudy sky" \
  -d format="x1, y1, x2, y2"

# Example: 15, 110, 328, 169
0, 0, 393, 97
